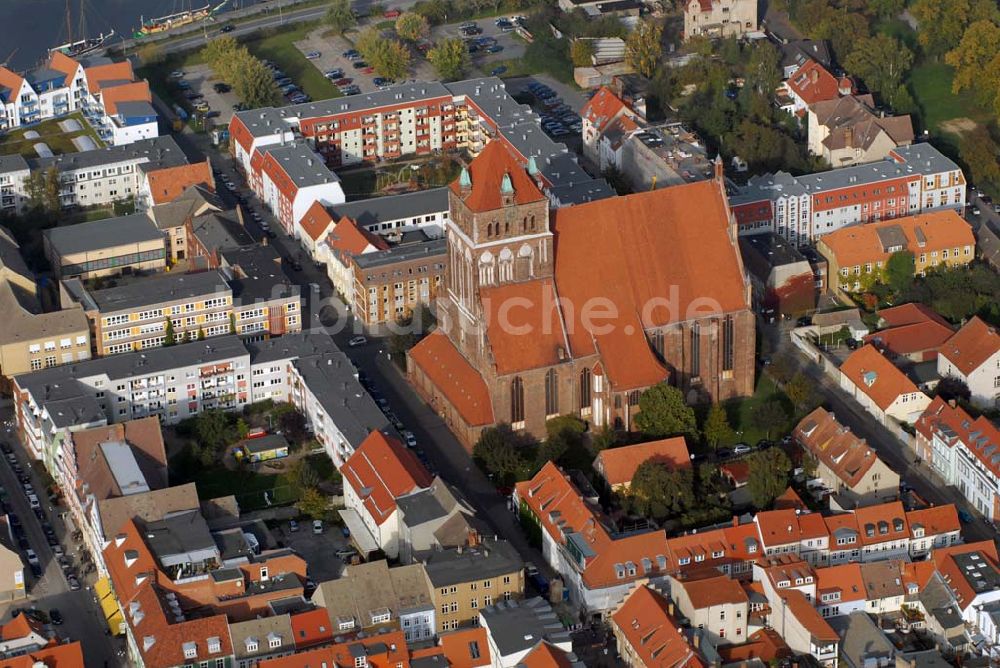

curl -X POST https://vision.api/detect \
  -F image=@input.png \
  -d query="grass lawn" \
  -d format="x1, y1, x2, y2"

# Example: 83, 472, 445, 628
338, 168, 378, 200
721, 375, 793, 447
0, 112, 103, 158
909, 62, 988, 134
242, 23, 341, 101
171, 445, 302, 511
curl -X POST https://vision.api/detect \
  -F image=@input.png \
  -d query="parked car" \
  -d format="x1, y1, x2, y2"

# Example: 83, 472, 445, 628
212, 82, 231, 93
312, 520, 323, 535
342, 49, 359, 58
352, 61, 368, 69
733, 443, 752, 456
335, 77, 353, 86
324, 68, 344, 79
348, 336, 367, 347
335, 547, 358, 560
305, 51, 321, 59
49, 609, 64, 625
362, 67, 375, 75
289, 519, 299, 532
67, 576, 81, 591
219, 24, 234, 33
402, 431, 417, 448
491, 65, 508, 76
486, 44, 504, 53
383, 8, 401, 18
716, 448, 733, 459
25, 549, 38, 565
959, 509, 974, 523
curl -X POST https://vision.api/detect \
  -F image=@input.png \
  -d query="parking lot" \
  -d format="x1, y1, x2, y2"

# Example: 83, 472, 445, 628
277, 520, 351, 582
429, 16, 527, 78
170, 63, 241, 125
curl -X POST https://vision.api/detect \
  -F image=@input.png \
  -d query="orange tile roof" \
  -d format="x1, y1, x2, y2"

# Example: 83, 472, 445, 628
818, 209, 974, 269
581, 87, 630, 134
755, 509, 825, 548
816, 562, 866, 602
516, 462, 671, 589
664, 527, 731, 574
786, 60, 840, 106
519, 641, 575, 668
864, 319, 955, 358
840, 344, 922, 411
327, 215, 389, 256
901, 560, 937, 593
146, 161, 214, 205
0, 641, 85, 667
47, 51, 80, 79
877, 303, 952, 329
716, 629, 790, 664
409, 332, 495, 427
853, 501, 908, 546
479, 278, 568, 375
0, 613, 45, 641
611, 586, 705, 668
677, 574, 749, 608
101, 80, 151, 115
342, 431, 433, 526
595, 437, 691, 487
795, 407, 882, 488
939, 316, 1000, 375
772, 487, 807, 511
916, 397, 1000, 480
260, 630, 409, 668
781, 588, 838, 642
290, 607, 334, 649
722, 522, 762, 562
552, 179, 747, 390
229, 115, 255, 154
906, 504, 960, 537
761, 556, 817, 591
0, 67, 25, 101
85, 60, 135, 93
719, 460, 750, 485
299, 201, 335, 242
439, 627, 491, 668
450, 140, 546, 213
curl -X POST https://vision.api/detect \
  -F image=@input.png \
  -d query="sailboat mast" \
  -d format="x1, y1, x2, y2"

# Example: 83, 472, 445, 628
66, 0, 73, 45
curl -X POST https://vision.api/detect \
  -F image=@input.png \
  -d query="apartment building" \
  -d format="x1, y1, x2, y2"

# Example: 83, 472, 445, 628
794, 407, 900, 507
669, 574, 750, 645
352, 234, 446, 325
253, 142, 345, 235
839, 344, 931, 425
807, 95, 914, 167
610, 585, 704, 668
819, 210, 974, 297
230, 78, 609, 211
0, 226, 91, 379
43, 212, 166, 280
0, 136, 189, 210
0, 154, 30, 214
683, 0, 759, 40
137, 160, 215, 209
916, 397, 1000, 520
730, 144, 966, 245
0, 51, 87, 131
425, 539, 524, 633
937, 317, 1000, 409
313, 209, 388, 299
61, 267, 300, 356
340, 431, 433, 558
311, 560, 435, 643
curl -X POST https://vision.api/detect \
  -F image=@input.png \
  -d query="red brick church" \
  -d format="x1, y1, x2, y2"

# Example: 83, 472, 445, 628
407, 141, 756, 449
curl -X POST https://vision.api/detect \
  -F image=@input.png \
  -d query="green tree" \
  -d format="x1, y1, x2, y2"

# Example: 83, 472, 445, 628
428, 38, 470, 81
945, 21, 1000, 117
293, 459, 321, 490
747, 448, 792, 509
295, 487, 329, 520
164, 319, 176, 346
886, 250, 916, 294
473, 426, 531, 485
395, 12, 430, 41
570, 39, 595, 67
844, 35, 913, 107
194, 409, 237, 452
702, 403, 734, 450
626, 461, 695, 519
911, 0, 970, 56
634, 383, 698, 439
324, 0, 357, 35
202, 36, 241, 81
959, 127, 1000, 190
867, 0, 904, 19
590, 426, 618, 453
752, 400, 790, 439
197, 326, 206, 341
746, 41, 781, 95
229, 312, 237, 334
811, 7, 870, 62
234, 55, 281, 108
784, 372, 818, 414
625, 20, 662, 79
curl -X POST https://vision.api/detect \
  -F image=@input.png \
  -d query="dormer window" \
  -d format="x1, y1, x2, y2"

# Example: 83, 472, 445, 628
268, 633, 282, 649
246, 638, 259, 653
182, 642, 197, 659
207, 637, 221, 654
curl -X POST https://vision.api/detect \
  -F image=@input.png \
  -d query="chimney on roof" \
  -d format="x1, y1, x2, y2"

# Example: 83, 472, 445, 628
714, 154, 724, 182
948, 399, 956, 408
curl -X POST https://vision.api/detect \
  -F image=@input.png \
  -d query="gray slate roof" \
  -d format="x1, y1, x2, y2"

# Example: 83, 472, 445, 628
261, 142, 339, 188
423, 539, 523, 588
29, 135, 187, 173
44, 213, 163, 256
0, 154, 30, 175
67, 270, 229, 313
353, 237, 447, 271
327, 188, 449, 228
479, 598, 569, 658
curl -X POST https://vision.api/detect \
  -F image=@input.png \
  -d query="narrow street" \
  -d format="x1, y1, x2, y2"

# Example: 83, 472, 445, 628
0, 409, 122, 667
770, 321, 998, 545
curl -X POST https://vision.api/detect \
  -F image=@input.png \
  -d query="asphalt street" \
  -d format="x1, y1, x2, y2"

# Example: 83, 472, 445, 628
0, 408, 122, 667
770, 321, 998, 545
